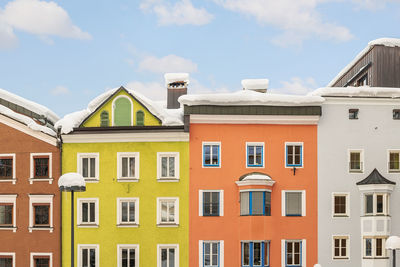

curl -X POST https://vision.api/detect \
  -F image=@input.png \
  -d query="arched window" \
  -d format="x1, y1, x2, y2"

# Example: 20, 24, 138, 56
136, 111, 144, 126
113, 97, 132, 126
100, 111, 109, 127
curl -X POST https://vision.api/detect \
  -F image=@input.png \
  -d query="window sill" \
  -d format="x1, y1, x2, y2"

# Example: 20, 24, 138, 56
0, 178, 16, 184
117, 223, 139, 228
246, 165, 264, 168
333, 257, 349, 260
285, 165, 303, 168
349, 170, 363, 173
84, 179, 99, 183
157, 223, 179, 228
363, 257, 389, 259
117, 178, 139, 183
77, 224, 99, 228
333, 214, 349, 218
29, 226, 53, 233
240, 214, 270, 216
0, 226, 17, 232
388, 170, 400, 173
285, 214, 302, 217
203, 214, 221, 217
157, 178, 179, 183
29, 178, 53, 184
203, 165, 220, 168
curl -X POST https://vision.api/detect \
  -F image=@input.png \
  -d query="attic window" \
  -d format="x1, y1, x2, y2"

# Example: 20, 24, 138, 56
100, 111, 109, 127
349, 109, 359, 120
356, 74, 368, 87
136, 111, 144, 126
393, 109, 400, 120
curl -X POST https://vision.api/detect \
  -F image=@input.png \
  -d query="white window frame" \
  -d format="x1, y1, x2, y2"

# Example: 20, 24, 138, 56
202, 142, 221, 168
157, 244, 179, 267
117, 198, 139, 227
332, 236, 349, 260
199, 240, 224, 267
284, 142, 304, 168
363, 238, 387, 258
77, 198, 99, 227
77, 244, 99, 267
281, 190, 306, 217
28, 195, 53, 233
117, 152, 139, 181
77, 153, 99, 182
117, 244, 139, 267
332, 193, 350, 217
0, 252, 15, 267
0, 154, 16, 184
246, 142, 265, 168
364, 193, 389, 216
198, 190, 224, 217
157, 197, 179, 226
29, 153, 53, 184
157, 152, 180, 181
281, 239, 306, 267
387, 149, 400, 173
348, 149, 364, 173
30, 252, 52, 267
0, 194, 17, 232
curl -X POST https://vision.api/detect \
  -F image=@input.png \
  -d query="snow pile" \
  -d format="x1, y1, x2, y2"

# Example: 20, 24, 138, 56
328, 38, 400, 86
56, 87, 183, 134
385, 236, 400, 249
58, 172, 86, 188
0, 88, 59, 123
242, 79, 269, 90
164, 73, 190, 86
310, 86, 400, 98
179, 89, 324, 106
243, 173, 272, 181
0, 104, 56, 136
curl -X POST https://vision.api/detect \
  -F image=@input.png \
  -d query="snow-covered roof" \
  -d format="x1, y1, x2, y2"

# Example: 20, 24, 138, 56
179, 89, 324, 107
328, 38, 400, 87
0, 88, 59, 123
310, 86, 400, 98
164, 73, 190, 86
241, 79, 269, 90
55, 86, 183, 134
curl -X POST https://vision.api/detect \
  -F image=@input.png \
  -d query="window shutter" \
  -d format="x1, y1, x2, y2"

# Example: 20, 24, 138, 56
136, 111, 144, 126
286, 192, 302, 215
100, 111, 109, 127
240, 192, 250, 215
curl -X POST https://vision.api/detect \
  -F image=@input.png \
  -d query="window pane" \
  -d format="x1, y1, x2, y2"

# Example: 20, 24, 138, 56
161, 202, 167, 222
82, 158, 88, 177
252, 192, 263, 215
161, 249, 167, 267
0, 159, 12, 178
0, 205, 12, 225
265, 192, 271, 216
129, 249, 135, 267
122, 158, 128, 177
129, 202, 135, 222
34, 205, 49, 225
82, 249, 88, 267
203, 192, 211, 216
34, 158, 49, 177
0, 258, 12, 267
286, 192, 302, 216
390, 152, 400, 169
122, 249, 128, 267
169, 248, 175, 267
204, 146, 210, 165
376, 239, 382, 256
211, 192, 220, 216
350, 152, 361, 170
35, 258, 50, 267
243, 243, 249, 266
377, 195, 384, 213
212, 243, 218, 266
248, 146, 254, 165
286, 242, 293, 265
204, 243, 210, 266
90, 248, 96, 267
129, 157, 135, 177
82, 203, 88, 222
366, 195, 373, 214
89, 158, 95, 178
253, 242, 261, 266
168, 202, 175, 222
212, 146, 219, 165
169, 157, 175, 177
256, 146, 262, 165
161, 157, 168, 177
240, 192, 250, 215
334, 196, 346, 214
89, 203, 95, 223
121, 202, 128, 222
365, 239, 372, 256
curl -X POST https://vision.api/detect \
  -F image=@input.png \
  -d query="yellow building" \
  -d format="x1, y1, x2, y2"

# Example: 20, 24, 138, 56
57, 85, 189, 267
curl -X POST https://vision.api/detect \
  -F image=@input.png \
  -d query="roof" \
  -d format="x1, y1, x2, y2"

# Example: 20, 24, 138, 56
356, 168, 396, 185
328, 38, 400, 87
309, 86, 400, 98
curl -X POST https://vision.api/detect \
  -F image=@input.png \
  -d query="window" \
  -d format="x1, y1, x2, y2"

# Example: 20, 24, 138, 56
30, 153, 52, 183
117, 245, 139, 267
201, 191, 222, 217
349, 150, 363, 172
333, 193, 349, 217
246, 143, 264, 168
157, 244, 179, 267
78, 153, 99, 181
100, 111, 109, 127
0, 154, 15, 180
240, 191, 271, 216
241, 241, 269, 267
283, 191, 305, 217
78, 245, 99, 267
203, 143, 221, 167
117, 198, 139, 226
113, 96, 132, 126
364, 238, 386, 258
393, 109, 400, 120
0, 253, 14, 267
349, 109, 359, 120
30, 253, 52, 267
388, 150, 400, 172
157, 153, 179, 180
285, 241, 302, 266
78, 198, 99, 227
0, 195, 16, 231
157, 198, 179, 226
285, 143, 303, 167
201, 241, 222, 267
333, 236, 349, 259
136, 111, 144, 126
117, 153, 139, 181
364, 193, 389, 215
29, 195, 53, 232
356, 74, 368, 87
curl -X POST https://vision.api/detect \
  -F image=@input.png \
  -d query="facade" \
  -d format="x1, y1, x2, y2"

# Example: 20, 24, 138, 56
180, 85, 323, 267
0, 90, 60, 267
57, 85, 189, 267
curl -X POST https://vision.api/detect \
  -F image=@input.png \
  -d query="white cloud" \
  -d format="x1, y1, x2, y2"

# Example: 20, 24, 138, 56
270, 77, 317, 95
125, 80, 167, 100
0, 17, 18, 49
50, 85, 70, 95
139, 54, 198, 73
213, 0, 353, 46
140, 0, 214, 26
351, 0, 400, 10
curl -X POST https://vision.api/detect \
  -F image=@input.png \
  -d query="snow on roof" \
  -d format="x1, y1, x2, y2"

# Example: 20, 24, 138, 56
0, 88, 59, 123
58, 172, 86, 188
55, 87, 183, 134
164, 73, 190, 86
242, 173, 272, 181
309, 86, 400, 98
241, 79, 269, 90
0, 104, 56, 136
328, 38, 400, 87
179, 89, 324, 106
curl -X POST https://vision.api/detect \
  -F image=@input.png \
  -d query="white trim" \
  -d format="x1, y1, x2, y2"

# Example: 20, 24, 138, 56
62, 132, 189, 143
302, 239, 306, 267
0, 194, 17, 232
28, 195, 53, 233
281, 190, 306, 217
0, 114, 57, 146
116, 198, 139, 227
199, 240, 224, 267
117, 244, 139, 267
362, 192, 390, 216
112, 95, 133, 126
332, 192, 350, 218
157, 152, 179, 180
198, 190, 224, 217
0, 154, 16, 183
30, 252, 53, 267
0, 252, 15, 267
77, 153, 100, 182
198, 240, 203, 267
245, 142, 265, 168
117, 152, 139, 181
77, 244, 99, 267
220, 240, 224, 267
239, 188, 271, 192
363, 237, 387, 258
332, 235, 350, 260
190, 114, 320, 125
235, 180, 275, 187
387, 149, 400, 173
157, 197, 179, 226
157, 244, 179, 267
281, 240, 285, 267
202, 142, 221, 168
29, 153, 53, 184
284, 142, 304, 169
348, 149, 364, 173
77, 198, 99, 227
281, 239, 305, 267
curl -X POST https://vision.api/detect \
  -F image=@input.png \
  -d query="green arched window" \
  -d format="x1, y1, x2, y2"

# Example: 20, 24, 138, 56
113, 97, 132, 126
100, 111, 109, 127
136, 111, 144, 126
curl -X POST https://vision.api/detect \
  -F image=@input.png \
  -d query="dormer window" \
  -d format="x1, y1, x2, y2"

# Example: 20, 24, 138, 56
393, 109, 400, 120
356, 74, 368, 86
100, 111, 109, 127
349, 109, 359, 120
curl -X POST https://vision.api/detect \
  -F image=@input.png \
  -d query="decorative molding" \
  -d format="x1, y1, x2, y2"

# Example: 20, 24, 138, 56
63, 132, 189, 143
190, 114, 320, 125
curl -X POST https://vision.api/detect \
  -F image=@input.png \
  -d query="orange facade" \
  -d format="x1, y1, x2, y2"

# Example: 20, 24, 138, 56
189, 123, 318, 267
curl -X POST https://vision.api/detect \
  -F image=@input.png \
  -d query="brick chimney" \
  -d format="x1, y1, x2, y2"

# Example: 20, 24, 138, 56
165, 73, 189, 109
241, 79, 269, 93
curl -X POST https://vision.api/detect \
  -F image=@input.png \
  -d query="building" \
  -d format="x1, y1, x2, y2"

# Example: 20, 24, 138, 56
56, 75, 189, 267
0, 89, 60, 267
179, 80, 323, 267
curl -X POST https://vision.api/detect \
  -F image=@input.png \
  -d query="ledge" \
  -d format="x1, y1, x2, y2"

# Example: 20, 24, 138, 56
0, 226, 17, 232
117, 178, 139, 183
29, 226, 53, 233
29, 178, 53, 184
117, 224, 139, 228
157, 223, 179, 228
77, 224, 99, 228
157, 178, 180, 183
0, 178, 16, 184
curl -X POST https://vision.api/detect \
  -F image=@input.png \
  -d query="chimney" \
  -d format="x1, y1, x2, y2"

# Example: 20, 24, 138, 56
165, 73, 189, 109
241, 79, 269, 93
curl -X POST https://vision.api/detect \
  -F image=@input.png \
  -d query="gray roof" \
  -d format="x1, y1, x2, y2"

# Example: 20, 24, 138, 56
356, 168, 396, 185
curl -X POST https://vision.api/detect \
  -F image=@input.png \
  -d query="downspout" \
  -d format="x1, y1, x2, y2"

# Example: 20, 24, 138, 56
58, 129, 63, 267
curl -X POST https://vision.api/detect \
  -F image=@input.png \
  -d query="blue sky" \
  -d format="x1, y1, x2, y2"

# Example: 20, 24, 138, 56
0, 0, 399, 117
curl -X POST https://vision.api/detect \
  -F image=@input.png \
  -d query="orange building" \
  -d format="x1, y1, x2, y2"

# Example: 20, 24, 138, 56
179, 84, 323, 267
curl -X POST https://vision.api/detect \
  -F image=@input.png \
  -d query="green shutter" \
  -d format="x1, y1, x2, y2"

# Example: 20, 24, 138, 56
114, 97, 131, 126
136, 111, 144, 126
100, 111, 109, 127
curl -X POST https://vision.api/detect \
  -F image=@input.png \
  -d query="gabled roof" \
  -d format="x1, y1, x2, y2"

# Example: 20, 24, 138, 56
356, 168, 396, 185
